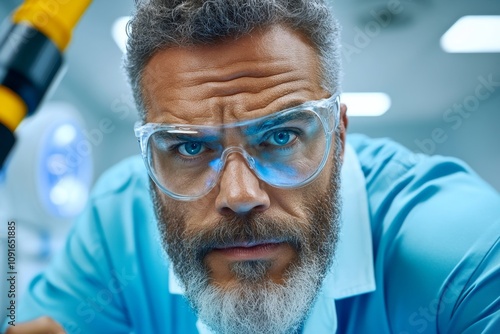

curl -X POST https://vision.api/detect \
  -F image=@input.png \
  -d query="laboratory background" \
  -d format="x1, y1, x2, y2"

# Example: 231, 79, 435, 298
0, 0, 499, 322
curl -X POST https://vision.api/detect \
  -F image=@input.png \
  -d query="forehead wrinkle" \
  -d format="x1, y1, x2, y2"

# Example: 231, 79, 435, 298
175, 88, 317, 126
153, 72, 317, 125
173, 59, 309, 102
176, 57, 298, 86
151, 81, 322, 126
145, 67, 311, 124
142, 25, 326, 125
150, 97, 223, 125
223, 88, 316, 119
186, 70, 309, 101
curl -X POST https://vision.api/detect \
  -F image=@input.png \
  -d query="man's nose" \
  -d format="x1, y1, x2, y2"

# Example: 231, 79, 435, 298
215, 154, 271, 215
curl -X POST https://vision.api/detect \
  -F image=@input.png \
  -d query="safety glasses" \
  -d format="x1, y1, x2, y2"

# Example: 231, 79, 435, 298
134, 94, 340, 201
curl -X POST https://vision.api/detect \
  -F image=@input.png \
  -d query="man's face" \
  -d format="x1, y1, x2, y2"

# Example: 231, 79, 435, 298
142, 25, 347, 334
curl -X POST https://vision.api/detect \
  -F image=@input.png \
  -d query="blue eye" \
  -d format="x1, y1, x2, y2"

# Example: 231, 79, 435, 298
178, 142, 206, 156
267, 130, 296, 146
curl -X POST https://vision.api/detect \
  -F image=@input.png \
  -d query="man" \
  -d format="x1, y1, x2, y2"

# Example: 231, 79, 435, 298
6, 0, 500, 333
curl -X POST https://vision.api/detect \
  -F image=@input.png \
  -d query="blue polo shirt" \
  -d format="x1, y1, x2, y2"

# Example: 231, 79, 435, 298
10, 134, 500, 333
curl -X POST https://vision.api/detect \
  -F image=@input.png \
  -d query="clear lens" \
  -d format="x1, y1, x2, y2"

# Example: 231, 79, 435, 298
148, 128, 223, 199
240, 109, 327, 187
137, 95, 339, 200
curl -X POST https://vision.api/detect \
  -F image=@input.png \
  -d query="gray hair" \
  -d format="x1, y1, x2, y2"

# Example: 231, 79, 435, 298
125, 0, 342, 120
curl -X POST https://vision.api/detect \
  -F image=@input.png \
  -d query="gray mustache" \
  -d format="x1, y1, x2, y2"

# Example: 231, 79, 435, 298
186, 215, 307, 260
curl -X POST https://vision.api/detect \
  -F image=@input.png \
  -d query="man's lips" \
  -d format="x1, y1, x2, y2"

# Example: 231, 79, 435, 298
211, 241, 285, 261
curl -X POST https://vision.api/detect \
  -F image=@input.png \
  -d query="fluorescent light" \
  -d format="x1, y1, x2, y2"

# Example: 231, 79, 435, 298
341, 92, 391, 117
53, 124, 77, 147
441, 16, 500, 53
112, 16, 131, 53
49, 176, 89, 216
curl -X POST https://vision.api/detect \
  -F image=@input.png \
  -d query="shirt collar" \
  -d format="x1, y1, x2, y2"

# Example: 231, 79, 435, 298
321, 142, 375, 299
168, 143, 376, 299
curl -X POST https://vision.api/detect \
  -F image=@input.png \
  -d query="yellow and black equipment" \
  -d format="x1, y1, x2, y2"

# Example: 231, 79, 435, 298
0, 0, 92, 168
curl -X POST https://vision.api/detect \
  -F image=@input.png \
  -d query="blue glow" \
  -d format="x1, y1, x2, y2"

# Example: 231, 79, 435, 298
208, 158, 222, 172
53, 124, 77, 146
254, 160, 300, 185
37, 121, 92, 218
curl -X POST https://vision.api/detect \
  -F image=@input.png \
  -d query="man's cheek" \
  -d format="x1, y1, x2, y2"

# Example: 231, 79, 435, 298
163, 190, 214, 217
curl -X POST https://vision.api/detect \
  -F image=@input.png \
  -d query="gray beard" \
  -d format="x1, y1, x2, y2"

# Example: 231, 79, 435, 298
190, 254, 326, 334
153, 152, 342, 334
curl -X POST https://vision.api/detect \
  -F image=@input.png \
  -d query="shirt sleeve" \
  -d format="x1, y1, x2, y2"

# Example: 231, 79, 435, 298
437, 221, 500, 334
349, 134, 500, 334
12, 199, 132, 333
5, 156, 198, 334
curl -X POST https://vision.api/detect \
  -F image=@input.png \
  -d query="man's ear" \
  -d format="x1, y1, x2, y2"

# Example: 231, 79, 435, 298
338, 103, 349, 162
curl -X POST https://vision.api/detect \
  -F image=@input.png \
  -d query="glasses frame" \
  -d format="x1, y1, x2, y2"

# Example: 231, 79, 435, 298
134, 94, 341, 201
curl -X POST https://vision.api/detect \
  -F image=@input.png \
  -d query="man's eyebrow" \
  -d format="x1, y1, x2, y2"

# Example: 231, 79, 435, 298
156, 129, 220, 142
243, 111, 315, 136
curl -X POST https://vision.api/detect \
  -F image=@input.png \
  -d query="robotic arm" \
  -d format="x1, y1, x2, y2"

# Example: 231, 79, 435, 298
0, 0, 93, 328
0, 0, 92, 168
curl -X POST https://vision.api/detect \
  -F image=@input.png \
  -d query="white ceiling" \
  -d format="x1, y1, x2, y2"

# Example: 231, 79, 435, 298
1, 0, 499, 190
335, 0, 500, 122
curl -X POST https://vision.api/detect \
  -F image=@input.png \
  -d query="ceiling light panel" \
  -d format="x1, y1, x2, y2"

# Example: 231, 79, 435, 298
441, 16, 500, 53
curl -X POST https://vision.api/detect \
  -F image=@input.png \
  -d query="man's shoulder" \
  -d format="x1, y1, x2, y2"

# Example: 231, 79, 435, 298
91, 155, 149, 199
346, 134, 500, 333
85, 155, 154, 236
348, 133, 419, 181
347, 133, 499, 207
347, 133, 500, 253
